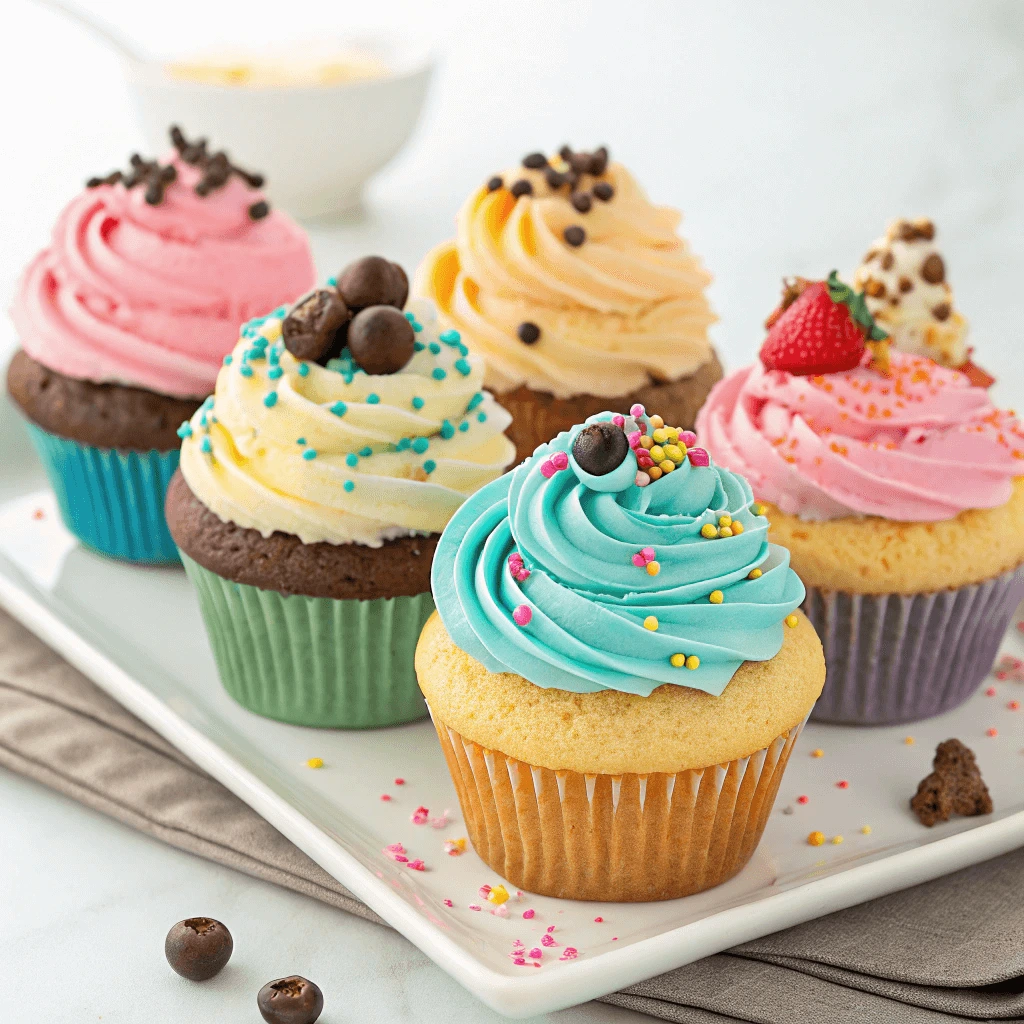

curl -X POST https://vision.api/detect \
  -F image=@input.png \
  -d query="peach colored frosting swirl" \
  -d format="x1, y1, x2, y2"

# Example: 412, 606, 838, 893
11, 154, 315, 399
696, 354, 1024, 522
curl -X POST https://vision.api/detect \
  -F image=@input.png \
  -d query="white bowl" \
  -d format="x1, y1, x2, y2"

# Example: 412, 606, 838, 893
126, 36, 433, 220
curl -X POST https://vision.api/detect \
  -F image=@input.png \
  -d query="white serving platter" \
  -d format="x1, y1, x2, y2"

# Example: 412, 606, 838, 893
1, 418, 1023, 1018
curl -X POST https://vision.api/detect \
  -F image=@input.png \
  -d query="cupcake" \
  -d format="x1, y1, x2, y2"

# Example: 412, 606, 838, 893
415, 145, 721, 462
417, 406, 822, 901
852, 217, 994, 387
7, 127, 315, 563
697, 273, 1024, 725
167, 258, 516, 728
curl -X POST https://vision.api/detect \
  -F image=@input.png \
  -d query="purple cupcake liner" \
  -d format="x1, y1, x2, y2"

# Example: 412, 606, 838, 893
804, 567, 1024, 726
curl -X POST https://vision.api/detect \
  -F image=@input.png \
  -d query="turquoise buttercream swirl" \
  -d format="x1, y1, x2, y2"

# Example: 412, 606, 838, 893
431, 413, 806, 696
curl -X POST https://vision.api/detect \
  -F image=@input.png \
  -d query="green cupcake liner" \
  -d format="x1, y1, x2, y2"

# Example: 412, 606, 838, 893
182, 554, 434, 728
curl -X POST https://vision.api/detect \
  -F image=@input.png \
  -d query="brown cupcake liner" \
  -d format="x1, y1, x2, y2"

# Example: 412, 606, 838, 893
499, 350, 724, 463
430, 709, 805, 902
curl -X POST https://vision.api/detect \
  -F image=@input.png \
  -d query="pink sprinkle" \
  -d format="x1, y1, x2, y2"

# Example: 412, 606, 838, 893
547, 926, 556, 933
443, 899, 453, 907
522, 909, 535, 919
513, 604, 532, 626
394, 778, 405, 785
1010, 701, 1020, 710
632, 554, 646, 568
469, 905, 482, 912
627, 430, 641, 449
612, 415, 625, 427
594, 917, 604, 923
508, 552, 524, 568
836, 780, 849, 789
986, 686, 997, 697
678, 430, 697, 447
380, 794, 392, 801
540, 934, 558, 947
635, 471, 651, 488
492, 904, 509, 918
479, 884, 492, 899
528, 948, 543, 960
629, 404, 645, 418
641, 547, 655, 562
987, 727, 998, 737
687, 447, 710, 467
513, 940, 525, 948
411, 806, 430, 824
407, 859, 425, 871
551, 451, 569, 470
797, 795, 809, 804
560, 947, 579, 961
429, 810, 451, 828
394, 855, 409, 863
540, 460, 557, 479
636, 452, 654, 468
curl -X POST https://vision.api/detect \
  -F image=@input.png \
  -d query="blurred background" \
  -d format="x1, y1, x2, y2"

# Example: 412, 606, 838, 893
2, 0, 1021, 401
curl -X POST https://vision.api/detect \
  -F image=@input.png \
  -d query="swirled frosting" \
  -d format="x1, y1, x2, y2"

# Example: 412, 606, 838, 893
179, 299, 517, 546
11, 153, 315, 399
431, 412, 804, 696
696, 354, 1024, 523
415, 155, 716, 399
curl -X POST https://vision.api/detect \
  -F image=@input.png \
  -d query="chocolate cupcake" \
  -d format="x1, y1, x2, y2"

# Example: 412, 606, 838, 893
416, 145, 722, 462
168, 258, 516, 728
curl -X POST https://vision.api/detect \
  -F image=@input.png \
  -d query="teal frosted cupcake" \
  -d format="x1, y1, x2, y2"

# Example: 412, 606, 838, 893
167, 263, 516, 728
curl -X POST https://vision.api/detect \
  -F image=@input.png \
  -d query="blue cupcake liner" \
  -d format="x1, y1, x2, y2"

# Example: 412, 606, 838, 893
26, 423, 181, 564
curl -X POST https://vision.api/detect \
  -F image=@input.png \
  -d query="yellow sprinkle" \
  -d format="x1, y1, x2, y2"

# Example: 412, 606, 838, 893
831, 835, 844, 845
648, 414, 664, 430
718, 515, 732, 527
648, 465, 663, 480
860, 825, 872, 835
753, 503, 766, 516
663, 444, 684, 464
731, 521, 744, 534
785, 613, 799, 628
444, 837, 467, 855
810, 748, 824, 758
904, 736, 915, 746
701, 524, 719, 539
649, 446, 666, 463
652, 428, 669, 444
807, 831, 825, 847
306, 757, 324, 769
748, 567, 762, 579
487, 884, 510, 905
646, 560, 661, 576
685, 655, 700, 670
664, 427, 679, 442
639, 435, 654, 450
719, 526, 733, 538
661, 459, 675, 473
670, 653, 686, 668
709, 590, 724, 604
644, 615, 659, 631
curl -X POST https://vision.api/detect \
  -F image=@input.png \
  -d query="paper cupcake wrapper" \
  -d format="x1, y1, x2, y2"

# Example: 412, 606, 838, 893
430, 712, 805, 902
182, 554, 433, 728
804, 567, 1024, 726
26, 423, 180, 564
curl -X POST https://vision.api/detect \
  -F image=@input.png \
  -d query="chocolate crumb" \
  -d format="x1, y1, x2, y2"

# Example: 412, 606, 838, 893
86, 170, 123, 188
913, 218, 935, 240
517, 322, 541, 345
592, 181, 614, 201
932, 301, 951, 322
590, 146, 609, 176
921, 253, 945, 285
248, 201, 270, 220
880, 250, 894, 271
558, 144, 574, 162
863, 278, 886, 298
510, 179, 533, 199
563, 225, 586, 247
544, 168, 567, 190
898, 276, 914, 293
911, 739, 992, 827
571, 192, 593, 213
522, 152, 547, 170
487, 176, 503, 192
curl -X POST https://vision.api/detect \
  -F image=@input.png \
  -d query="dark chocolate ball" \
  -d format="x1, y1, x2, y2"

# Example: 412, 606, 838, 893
336, 256, 408, 311
572, 422, 629, 476
281, 289, 351, 363
347, 306, 416, 375
257, 976, 324, 1024
164, 917, 233, 981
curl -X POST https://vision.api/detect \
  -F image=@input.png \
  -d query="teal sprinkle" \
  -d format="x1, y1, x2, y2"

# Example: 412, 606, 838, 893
331, 401, 347, 417
458, 420, 470, 432
412, 437, 429, 454
412, 322, 423, 333
429, 342, 441, 355
274, 305, 288, 317
397, 437, 411, 451
413, 341, 425, 352
200, 413, 208, 427
223, 355, 233, 366
432, 367, 447, 381
477, 412, 487, 423
359, 446, 372, 457
343, 480, 355, 492
239, 365, 253, 378
404, 311, 416, 322
343, 373, 354, 385
202, 396, 215, 410
263, 392, 278, 408
439, 329, 461, 344
440, 420, 455, 440
250, 336, 268, 349
411, 396, 425, 410
457, 343, 469, 357
423, 459, 437, 474
454, 358, 471, 376
297, 437, 307, 445
248, 349, 266, 362
366, 393, 380, 405
467, 392, 484, 411
345, 453, 358, 467
200, 437, 212, 454
268, 349, 280, 365
176, 422, 193, 439
297, 362, 310, 377
268, 366, 283, 380
303, 449, 317, 460
326, 275, 337, 287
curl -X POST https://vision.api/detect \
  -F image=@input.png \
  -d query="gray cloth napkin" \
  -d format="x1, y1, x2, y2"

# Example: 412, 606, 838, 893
1, 609, 1021, 1023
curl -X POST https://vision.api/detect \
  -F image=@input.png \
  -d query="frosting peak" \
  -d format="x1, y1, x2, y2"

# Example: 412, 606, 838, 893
432, 408, 804, 696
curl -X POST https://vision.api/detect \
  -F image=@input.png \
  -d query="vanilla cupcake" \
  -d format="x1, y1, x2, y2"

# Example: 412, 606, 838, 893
168, 259, 515, 728
417, 407, 822, 901
416, 146, 721, 461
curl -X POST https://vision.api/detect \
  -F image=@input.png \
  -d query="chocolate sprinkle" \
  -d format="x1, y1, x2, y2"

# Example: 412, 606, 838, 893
921, 253, 945, 285
544, 168, 567, 190
571, 192, 592, 213
932, 301, 951, 322
522, 152, 547, 169
517, 322, 541, 345
487, 176, 503, 192
564, 225, 586, 247
248, 201, 270, 221
593, 181, 614, 201
510, 179, 534, 199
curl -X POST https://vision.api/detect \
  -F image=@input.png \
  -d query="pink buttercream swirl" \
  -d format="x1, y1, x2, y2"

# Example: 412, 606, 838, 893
696, 353, 1024, 522
11, 153, 315, 398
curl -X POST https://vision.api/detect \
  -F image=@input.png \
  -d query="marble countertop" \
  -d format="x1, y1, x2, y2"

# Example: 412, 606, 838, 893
1, 0, 1022, 1020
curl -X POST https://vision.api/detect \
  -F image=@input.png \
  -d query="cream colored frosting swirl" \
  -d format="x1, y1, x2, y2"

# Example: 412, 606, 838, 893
415, 156, 716, 399
179, 299, 516, 546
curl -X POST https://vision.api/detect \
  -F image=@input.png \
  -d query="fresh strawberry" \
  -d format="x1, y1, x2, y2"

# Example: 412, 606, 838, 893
759, 271, 888, 376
